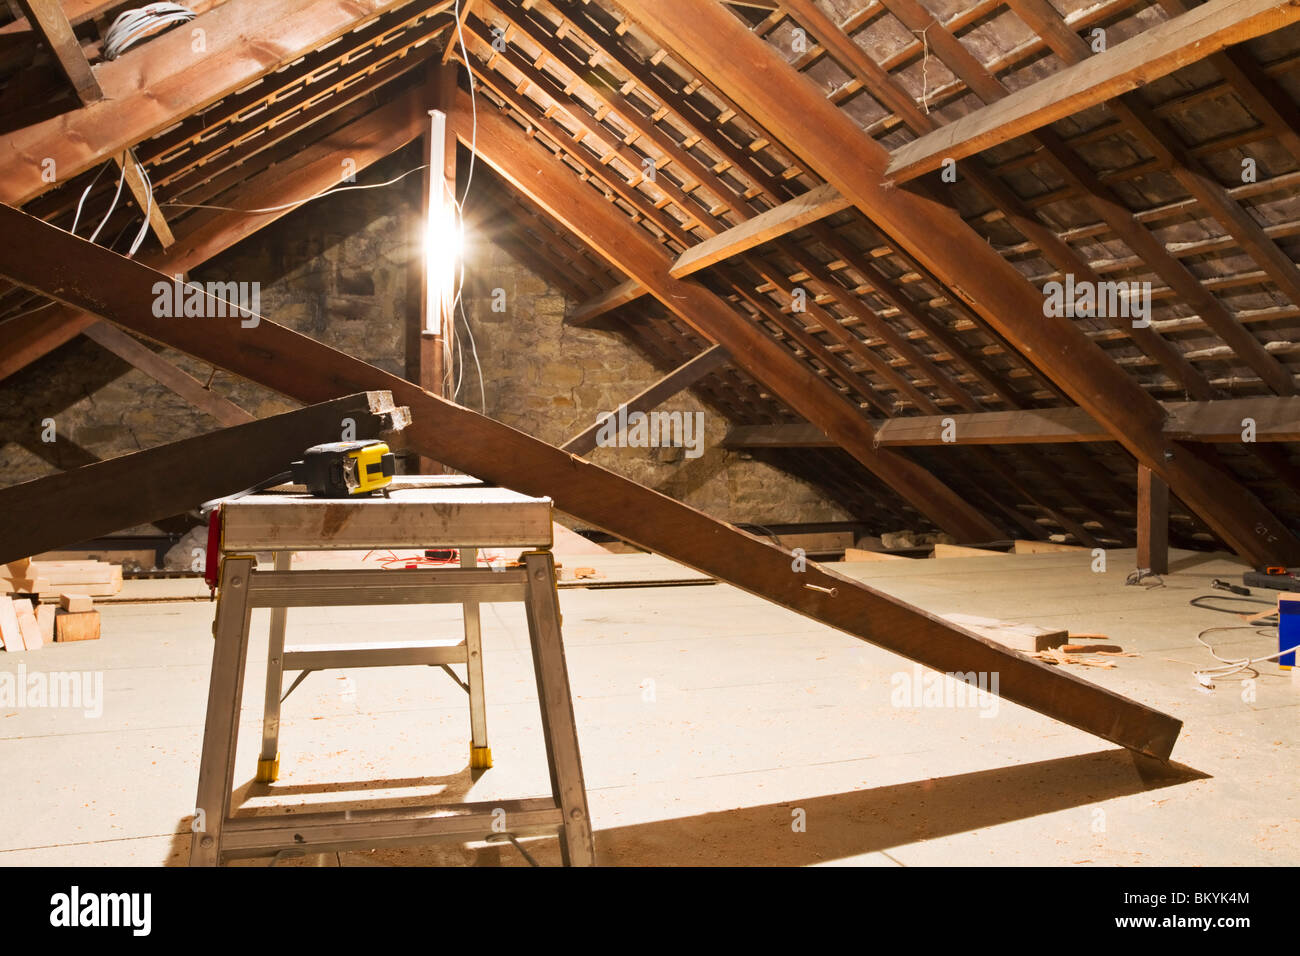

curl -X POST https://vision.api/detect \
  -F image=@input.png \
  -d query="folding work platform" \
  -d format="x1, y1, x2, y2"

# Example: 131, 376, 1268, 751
188, 476, 595, 866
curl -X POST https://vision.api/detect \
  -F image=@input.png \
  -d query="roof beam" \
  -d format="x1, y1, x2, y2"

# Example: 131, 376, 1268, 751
561, 344, 729, 456
723, 397, 1300, 446
452, 93, 1001, 540
615, 0, 1300, 566
671, 183, 850, 278
567, 182, 851, 325
15, 0, 103, 105
117, 150, 174, 248
884, 0, 1300, 182
0, 202, 1181, 759
81, 320, 252, 427
0, 0, 447, 207
569, 278, 645, 326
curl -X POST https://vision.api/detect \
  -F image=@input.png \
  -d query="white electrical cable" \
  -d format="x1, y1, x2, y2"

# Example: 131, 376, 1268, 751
87, 163, 127, 244
102, 4, 197, 60
163, 164, 430, 215
1193, 624, 1300, 684
70, 161, 111, 237
459, 292, 487, 414
127, 160, 153, 257
453, 0, 477, 212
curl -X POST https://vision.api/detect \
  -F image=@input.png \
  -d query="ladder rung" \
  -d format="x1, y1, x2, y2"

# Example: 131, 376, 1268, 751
283, 639, 467, 669
219, 798, 563, 858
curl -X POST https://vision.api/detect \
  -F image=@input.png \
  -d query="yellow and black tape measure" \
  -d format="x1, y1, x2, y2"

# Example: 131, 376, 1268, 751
290, 440, 395, 497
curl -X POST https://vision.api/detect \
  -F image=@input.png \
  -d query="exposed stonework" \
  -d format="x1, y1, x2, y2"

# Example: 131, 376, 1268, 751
0, 151, 851, 532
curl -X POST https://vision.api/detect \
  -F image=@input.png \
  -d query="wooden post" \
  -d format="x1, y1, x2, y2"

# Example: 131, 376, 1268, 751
408, 61, 459, 474
1137, 465, 1169, 574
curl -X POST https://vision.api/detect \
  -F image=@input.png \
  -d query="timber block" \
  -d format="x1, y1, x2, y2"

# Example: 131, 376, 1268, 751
35, 604, 56, 644
59, 593, 94, 613
55, 610, 101, 643
941, 613, 1067, 653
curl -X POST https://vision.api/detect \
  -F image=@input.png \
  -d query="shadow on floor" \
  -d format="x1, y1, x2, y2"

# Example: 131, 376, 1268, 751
167, 748, 1207, 866
588, 749, 1206, 866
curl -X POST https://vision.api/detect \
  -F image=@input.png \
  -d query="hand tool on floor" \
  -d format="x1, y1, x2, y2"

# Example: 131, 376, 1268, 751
1212, 578, 1252, 596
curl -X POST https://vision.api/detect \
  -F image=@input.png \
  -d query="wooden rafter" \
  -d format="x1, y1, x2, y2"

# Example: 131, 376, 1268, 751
82, 321, 252, 427
16, 0, 102, 105
117, 149, 174, 248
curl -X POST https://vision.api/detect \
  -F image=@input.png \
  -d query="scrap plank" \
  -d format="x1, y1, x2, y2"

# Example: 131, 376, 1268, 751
0, 597, 22, 650
933, 543, 1005, 558
941, 613, 1068, 654
1013, 540, 1090, 554
13, 598, 42, 650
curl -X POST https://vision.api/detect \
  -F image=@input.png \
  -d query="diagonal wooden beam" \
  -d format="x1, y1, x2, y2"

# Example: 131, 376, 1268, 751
81, 321, 253, 427
0, 200, 1182, 759
451, 93, 1000, 540
0, 392, 408, 565
16, 0, 103, 105
0, 0, 450, 207
671, 183, 850, 278
568, 183, 851, 324
117, 150, 174, 248
884, 0, 1300, 182
614, 0, 1300, 567
561, 345, 729, 456
569, 278, 645, 326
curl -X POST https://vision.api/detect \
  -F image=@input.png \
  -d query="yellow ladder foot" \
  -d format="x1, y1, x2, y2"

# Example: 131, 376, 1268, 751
470, 745, 493, 769
256, 753, 280, 783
